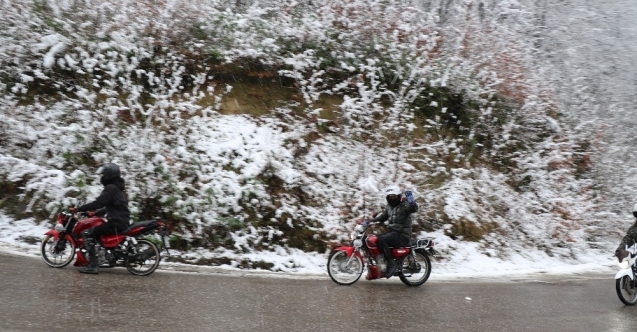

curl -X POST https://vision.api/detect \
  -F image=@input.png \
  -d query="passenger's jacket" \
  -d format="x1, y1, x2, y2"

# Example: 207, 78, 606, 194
371, 200, 419, 239
618, 219, 637, 250
77, 176, 130, 227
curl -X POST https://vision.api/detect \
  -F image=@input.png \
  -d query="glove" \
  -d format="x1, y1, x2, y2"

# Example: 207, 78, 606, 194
616, 248, 629, 263
405, 190, 415, 204
87, 211, 96, 217
69, 207, 78, 213
362, 220, 371, 227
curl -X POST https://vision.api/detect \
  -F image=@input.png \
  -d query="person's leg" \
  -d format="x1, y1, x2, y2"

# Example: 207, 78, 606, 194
91, 222, 122, 243
376, 233, 392, 262
79, 227, 99, 274
79, 223, 120, 274
377, 232, 406, 278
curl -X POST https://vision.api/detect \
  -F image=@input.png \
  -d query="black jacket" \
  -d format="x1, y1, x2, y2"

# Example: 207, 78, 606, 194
77, 176, 130, 227
371, 200, 419, 239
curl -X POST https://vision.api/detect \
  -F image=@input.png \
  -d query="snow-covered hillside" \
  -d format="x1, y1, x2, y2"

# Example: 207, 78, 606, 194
0, 0, 623, 274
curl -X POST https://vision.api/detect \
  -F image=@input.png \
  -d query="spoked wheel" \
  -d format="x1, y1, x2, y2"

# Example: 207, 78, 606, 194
41, 235, 76, 268
616, 275, 637, 305
327, 250, 364, 285
399, 251, 431, 287
126, 239, 160, 276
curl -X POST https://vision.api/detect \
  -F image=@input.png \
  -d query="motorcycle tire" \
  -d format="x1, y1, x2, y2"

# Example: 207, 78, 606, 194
399, 251, 431, 287
126, 239, 161, 276
327, 250, 364, 285
616, 275, 637, 305
41, 235, 76, 268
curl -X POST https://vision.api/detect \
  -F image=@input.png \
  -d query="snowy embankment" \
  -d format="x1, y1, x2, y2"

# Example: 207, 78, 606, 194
0, 0, 626, 276
0, 208, 617, 280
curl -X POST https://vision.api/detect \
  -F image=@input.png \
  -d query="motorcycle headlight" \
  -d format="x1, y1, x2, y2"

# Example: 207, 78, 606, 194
54, 223, 64, 232
619, 260, 630, 269
353, 239, 363, 248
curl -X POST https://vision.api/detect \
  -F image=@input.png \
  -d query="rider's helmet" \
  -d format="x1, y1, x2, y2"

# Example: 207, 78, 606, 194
384, 185, 402, 207
633, 203, 637, 219
98, 163, 121, 185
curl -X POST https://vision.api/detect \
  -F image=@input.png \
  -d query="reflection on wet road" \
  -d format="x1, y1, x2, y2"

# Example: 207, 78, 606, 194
1, 253, 636, 332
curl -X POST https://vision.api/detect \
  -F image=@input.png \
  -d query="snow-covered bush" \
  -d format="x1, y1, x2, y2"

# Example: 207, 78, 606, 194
0, 0, 605, 269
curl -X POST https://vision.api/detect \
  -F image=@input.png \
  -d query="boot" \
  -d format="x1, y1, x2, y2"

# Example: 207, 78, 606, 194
79, 231, 99, 274
381, 245, 397, 278
385, 259, 397, 278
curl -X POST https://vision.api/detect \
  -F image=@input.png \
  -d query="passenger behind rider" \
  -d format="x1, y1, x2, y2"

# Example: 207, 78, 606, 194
363, 185, 418, 278
615, 203, 637, 263
69, 163, 130, 274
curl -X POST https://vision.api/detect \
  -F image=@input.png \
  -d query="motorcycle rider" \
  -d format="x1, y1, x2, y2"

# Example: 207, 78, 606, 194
615, 203, 637, 263
69, 163, 130, 274
364, 185, 419, 278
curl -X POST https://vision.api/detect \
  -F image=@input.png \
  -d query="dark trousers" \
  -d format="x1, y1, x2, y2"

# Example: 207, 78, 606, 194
377, 231, 409, 261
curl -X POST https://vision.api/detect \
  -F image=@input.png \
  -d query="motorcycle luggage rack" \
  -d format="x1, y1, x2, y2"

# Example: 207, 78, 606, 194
413, 238, 433, 249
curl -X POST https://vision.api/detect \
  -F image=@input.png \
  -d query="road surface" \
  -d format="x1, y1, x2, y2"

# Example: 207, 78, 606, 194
0, 253, 635, 332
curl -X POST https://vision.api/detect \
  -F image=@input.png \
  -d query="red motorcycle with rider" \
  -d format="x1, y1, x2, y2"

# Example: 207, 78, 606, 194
40, 163, 169, 276
327, 185, 437, 286
41, 209, 169, 276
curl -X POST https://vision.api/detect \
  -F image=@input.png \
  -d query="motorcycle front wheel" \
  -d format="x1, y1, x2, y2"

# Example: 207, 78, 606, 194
327, 250, 364, 285
616, 275, 637, 305
399, 251, 431, 287
41, 235, 75, 268
126, 239, 160, 276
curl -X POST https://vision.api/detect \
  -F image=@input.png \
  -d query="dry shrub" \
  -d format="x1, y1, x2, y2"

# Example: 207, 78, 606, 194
446, 217, 499, 242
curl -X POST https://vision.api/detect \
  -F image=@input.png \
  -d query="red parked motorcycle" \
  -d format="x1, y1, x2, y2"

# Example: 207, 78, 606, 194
41, 209, 170, 276
327, 222, 437, 286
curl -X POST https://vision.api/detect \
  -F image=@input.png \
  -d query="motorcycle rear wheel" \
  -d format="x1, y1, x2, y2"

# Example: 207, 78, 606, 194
327, 250, 364, 285
41, 235, 75, 268
616, 275, 637, 305
399, 251, 431, 287
126, 239, 160, 276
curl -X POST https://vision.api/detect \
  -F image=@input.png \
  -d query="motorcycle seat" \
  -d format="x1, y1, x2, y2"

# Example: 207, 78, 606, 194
124, 220, 157, 233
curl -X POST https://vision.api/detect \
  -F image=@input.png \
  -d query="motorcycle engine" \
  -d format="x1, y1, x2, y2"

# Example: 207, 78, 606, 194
375, 255, 387, 272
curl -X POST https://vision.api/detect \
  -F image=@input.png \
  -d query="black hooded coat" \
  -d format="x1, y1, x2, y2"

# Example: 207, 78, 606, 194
77, 176, 130, 228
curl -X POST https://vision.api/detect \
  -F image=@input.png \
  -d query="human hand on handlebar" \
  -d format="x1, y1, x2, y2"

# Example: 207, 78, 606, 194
69, 207, 78, 214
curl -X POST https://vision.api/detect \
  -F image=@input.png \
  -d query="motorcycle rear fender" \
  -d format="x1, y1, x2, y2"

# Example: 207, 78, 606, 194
615, 267, 634, 280
334, 246, 363, 260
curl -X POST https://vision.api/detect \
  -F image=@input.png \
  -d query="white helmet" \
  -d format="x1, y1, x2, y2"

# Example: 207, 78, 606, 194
384, 185, 401, 196
384, 185, 402, 206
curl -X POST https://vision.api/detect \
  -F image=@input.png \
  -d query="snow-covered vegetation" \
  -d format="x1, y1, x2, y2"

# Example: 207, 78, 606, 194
0, 0, 624, 273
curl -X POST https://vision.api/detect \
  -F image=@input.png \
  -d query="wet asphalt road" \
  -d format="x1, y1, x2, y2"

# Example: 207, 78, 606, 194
1, 253, 636, 332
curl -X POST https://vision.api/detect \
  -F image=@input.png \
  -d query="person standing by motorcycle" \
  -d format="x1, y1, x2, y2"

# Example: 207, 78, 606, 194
69, 163, 130, 274
364, 185, 418, 278
615, 203, 637, 263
